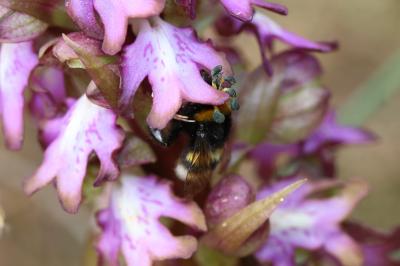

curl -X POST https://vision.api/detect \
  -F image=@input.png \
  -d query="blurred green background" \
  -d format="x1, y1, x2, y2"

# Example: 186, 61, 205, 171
0, 0, 399, 265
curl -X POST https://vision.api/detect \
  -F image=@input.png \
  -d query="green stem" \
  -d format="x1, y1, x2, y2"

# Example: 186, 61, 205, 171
338, 50, 400, 126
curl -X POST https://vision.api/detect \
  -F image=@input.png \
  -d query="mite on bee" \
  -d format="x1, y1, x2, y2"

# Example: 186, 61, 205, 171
149, 65, 239, 196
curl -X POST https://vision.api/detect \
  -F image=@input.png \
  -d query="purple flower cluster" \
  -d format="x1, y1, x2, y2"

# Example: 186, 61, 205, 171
0, 1, 395, 266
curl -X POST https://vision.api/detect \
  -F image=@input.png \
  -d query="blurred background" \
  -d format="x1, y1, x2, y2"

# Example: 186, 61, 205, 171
0, 0, 399, 265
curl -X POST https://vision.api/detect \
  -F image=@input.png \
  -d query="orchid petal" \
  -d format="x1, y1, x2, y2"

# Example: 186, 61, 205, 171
256, 179, 367, 266
344, 222, 400, 266
303, 111, 376, 154
122, 18, 230, 129
219, 0, 287, 21
93, 0, 166, 55
24, 92, 124, 213
65, 0, 103, 39
216, 12, 336, 74
0, 205, 4, 237
0, 41, 37, 150
96, 175, 207, 266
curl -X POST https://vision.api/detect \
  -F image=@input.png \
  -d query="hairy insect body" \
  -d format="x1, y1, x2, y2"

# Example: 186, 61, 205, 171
174, 104, 231, 194
149, 66, 238, 196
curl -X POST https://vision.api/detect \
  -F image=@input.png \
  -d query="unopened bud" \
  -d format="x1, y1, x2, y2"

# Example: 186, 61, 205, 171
268, 84, 330, 144
205, 175, 254, 228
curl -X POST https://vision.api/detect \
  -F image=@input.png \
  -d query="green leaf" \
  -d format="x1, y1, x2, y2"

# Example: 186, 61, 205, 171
195, 244, 239, 266
62, 33, 120, 109
338, 50, 400, 126
201, 179, 307, 255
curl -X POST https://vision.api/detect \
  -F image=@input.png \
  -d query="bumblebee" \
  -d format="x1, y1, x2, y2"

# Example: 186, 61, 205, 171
149, 66, 239, 196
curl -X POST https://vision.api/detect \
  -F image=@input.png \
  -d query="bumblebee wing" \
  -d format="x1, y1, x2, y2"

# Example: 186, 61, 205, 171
183, 134, 212, 197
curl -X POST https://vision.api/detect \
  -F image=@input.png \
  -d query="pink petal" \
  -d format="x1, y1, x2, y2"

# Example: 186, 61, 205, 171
324, 233, 364, 266
65, 0, 104, 39
122, 18, 230, 129
93, 0, 166, 55
303, 111, 376, 154
0, 41, 38, 150
251, 13, 335, 52
256, 179, 367, 265
219, 0, 287, 21
251, 12, 336, 73
96, 175, 206, 266
24, 92, 125, 213
216, 12, 336, 74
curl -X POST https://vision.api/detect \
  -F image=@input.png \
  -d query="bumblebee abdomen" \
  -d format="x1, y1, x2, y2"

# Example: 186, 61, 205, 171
175, 147, 223, 181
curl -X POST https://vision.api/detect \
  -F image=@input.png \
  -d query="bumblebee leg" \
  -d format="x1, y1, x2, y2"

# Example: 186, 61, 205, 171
148, 120, 182, 146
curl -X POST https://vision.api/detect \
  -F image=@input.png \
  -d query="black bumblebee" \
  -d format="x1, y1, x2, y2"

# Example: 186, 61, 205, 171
149, 66, 239, 196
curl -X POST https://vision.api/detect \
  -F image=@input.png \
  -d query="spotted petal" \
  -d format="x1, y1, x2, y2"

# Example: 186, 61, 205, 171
219, 0, 287, 21
24, 92, 124, 213
96, 175, 207, 266
122, 18, 230, 129
0, 41, 37, 150
256, 178, 367, 266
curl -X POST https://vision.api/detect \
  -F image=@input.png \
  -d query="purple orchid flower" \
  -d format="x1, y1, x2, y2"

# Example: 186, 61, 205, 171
249, 111, 375, 179
219, 0, 287, 21
216, 12, 336, 74
121, 17, 230, 129
344, 222, 400, 266
24, 91, 124, 213
66, 0, 166, 55
303, 111, 376, 154
256, 178, 368, 266
96, 174, 207, 266
0, 2, 388, 266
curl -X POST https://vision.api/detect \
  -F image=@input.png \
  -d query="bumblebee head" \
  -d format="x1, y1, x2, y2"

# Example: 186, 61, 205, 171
175, 66, 239, 125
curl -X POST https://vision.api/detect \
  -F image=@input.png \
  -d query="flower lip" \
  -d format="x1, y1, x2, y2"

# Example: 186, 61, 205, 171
96, 175, 207, 266
256, 178, 368, 266
215, 12, 337, 75
0, 41, 38, 150
24, 92, 124, 213
121, 18, 231, 129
